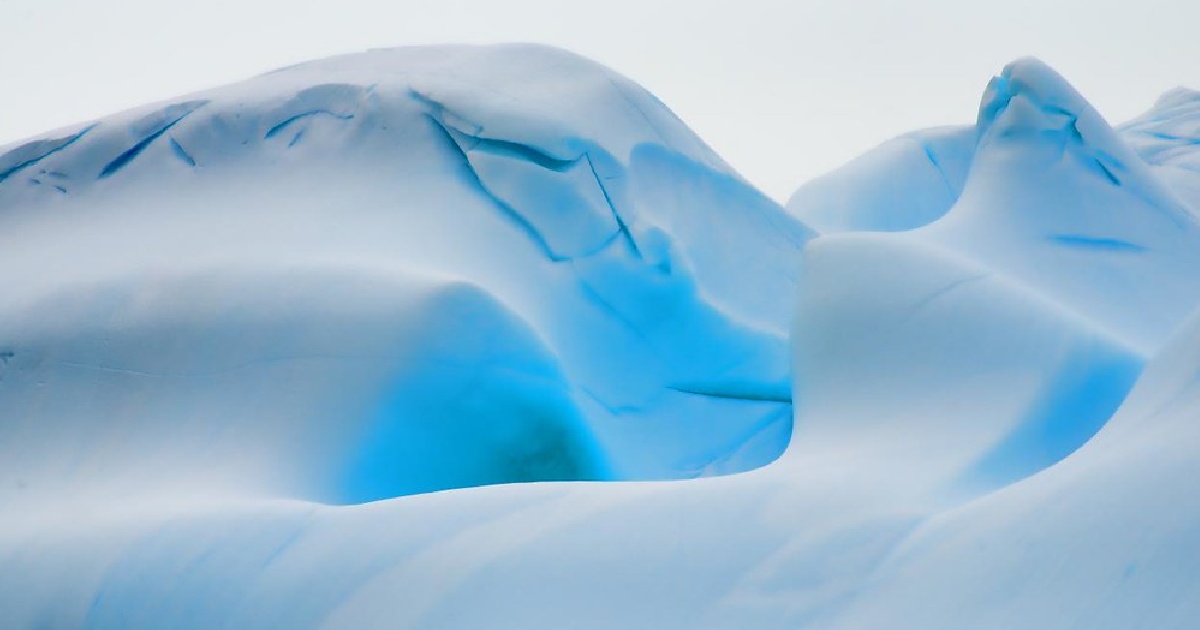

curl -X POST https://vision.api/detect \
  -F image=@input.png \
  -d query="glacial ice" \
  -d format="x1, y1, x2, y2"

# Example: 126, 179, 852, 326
1, 45, 1199, 629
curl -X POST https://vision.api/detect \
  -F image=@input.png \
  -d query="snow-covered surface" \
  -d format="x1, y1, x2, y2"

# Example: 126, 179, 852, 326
2, 46, 1200, 629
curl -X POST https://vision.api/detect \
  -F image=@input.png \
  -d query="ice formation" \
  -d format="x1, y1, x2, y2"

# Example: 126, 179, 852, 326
2, 46, 1199, 629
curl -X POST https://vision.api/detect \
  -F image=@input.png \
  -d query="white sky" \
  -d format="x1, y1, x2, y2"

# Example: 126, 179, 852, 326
2, 0, 1197, 201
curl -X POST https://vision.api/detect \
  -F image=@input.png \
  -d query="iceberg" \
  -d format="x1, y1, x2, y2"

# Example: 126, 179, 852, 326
1, 45, 1198, 629
0, 44, 806, 495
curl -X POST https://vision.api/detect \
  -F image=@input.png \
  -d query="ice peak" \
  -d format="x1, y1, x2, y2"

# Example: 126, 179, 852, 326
967, 57, 1187, 220
1150, 86, 1200, 111
976, 58, 1108, 146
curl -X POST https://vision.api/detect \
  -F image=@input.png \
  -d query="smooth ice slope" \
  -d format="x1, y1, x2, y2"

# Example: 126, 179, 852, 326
3, 48, 1200, 630
820, 303, 1200, 630
792, 233, 1141, 494
786, 126, 976, 233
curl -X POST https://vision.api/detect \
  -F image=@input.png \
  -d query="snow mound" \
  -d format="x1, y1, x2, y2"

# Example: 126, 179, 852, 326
919, 59, 1200, 354
790, 58, 1200, 354
0, 44, 810, 490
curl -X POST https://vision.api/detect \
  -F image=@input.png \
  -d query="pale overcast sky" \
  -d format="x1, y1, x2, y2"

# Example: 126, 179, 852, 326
2, 0, 1196, 201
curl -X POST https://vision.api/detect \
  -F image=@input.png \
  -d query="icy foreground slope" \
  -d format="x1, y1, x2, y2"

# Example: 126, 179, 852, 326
3, 49, 1200, 629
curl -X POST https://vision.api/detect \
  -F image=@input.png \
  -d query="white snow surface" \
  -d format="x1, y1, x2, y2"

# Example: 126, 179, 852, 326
2, 47, 1200, 629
